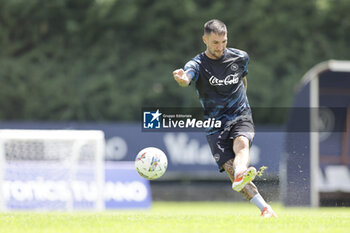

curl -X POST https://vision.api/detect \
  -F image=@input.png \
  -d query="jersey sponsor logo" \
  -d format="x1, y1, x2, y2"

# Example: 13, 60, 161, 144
209, 74, 239, 86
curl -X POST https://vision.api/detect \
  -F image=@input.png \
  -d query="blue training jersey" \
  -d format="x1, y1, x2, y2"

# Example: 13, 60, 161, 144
184, 48, 252, 134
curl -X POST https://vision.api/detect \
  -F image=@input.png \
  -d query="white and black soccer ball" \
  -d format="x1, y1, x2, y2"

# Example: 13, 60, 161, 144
135, 147, 168, 180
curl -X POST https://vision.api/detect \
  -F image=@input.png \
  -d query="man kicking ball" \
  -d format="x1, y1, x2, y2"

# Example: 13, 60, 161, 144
173, 19, 277, 217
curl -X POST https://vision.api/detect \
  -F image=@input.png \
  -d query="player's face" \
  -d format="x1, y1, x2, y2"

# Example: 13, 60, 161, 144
203, 32, 227, 60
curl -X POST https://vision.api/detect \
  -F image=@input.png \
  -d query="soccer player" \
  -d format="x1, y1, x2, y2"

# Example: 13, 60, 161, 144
172, 19, 277, 217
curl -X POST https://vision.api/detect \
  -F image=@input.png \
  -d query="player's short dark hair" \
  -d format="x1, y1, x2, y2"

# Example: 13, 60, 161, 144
204, 19, 227, 35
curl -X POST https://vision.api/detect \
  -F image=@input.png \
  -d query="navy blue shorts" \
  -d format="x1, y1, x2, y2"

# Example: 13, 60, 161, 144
206, 115, 255, 172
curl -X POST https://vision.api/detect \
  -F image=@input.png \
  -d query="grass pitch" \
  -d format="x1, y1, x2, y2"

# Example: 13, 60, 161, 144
0, 202, 349, 233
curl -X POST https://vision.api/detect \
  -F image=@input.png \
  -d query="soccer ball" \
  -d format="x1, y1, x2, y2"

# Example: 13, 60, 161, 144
135, 147, 168, 180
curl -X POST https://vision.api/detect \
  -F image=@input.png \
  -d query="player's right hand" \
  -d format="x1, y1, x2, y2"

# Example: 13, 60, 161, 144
173, 69, 190, 87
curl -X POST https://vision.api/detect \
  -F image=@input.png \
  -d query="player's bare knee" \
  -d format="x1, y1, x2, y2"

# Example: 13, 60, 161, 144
233, 136, 249, 153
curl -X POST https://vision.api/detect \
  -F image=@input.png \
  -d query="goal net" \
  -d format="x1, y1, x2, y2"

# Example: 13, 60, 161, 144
0, 129, 105, 211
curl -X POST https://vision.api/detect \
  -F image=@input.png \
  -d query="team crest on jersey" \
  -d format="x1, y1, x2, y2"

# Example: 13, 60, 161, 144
213, 153, 220, 162
231, 63, 239, 71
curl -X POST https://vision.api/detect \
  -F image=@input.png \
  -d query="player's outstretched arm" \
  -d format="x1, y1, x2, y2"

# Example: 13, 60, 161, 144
173, 69, 192, 87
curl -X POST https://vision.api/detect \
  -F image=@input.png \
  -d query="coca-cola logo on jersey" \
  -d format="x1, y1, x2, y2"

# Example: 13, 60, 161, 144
209, 74, 239, 86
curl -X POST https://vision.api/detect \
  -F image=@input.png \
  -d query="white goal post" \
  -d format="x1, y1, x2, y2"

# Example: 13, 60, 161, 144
0, 129, 105, 211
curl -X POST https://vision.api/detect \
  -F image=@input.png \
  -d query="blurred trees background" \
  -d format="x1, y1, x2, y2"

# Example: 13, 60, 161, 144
0, 0, 350, 123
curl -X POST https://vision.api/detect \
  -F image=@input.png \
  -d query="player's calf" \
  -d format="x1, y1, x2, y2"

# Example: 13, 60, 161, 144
240, 182, 259, 200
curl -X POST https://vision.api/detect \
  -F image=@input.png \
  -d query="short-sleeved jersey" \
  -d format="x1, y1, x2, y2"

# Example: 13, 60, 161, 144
184, 48, 252, 134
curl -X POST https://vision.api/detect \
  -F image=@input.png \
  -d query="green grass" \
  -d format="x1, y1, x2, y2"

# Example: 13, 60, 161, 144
0, 202, 349, 233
